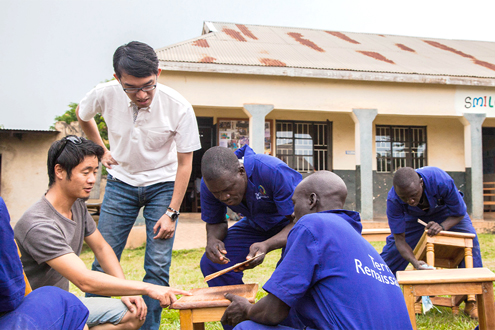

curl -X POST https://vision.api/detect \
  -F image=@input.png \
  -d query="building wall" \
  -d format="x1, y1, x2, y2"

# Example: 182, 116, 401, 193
160, 72, 459, 116
0, 132, 60, 223
162, 70, 495, 218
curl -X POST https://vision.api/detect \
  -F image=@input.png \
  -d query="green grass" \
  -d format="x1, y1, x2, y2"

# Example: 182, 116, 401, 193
71, 234, 495, 329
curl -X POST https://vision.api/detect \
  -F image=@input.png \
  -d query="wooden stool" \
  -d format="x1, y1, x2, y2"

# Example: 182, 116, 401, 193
170, 284, 258, 330
397, 268, 495, 330
413, 230, 476, 311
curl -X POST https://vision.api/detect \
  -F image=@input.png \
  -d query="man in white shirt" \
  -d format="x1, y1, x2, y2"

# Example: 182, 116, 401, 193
76, 41, 201, 330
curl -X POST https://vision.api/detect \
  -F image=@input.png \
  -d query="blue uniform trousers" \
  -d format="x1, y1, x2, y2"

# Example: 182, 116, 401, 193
0, 287, 88, 330
200, 217, 288, 330
380, 214, 482, 276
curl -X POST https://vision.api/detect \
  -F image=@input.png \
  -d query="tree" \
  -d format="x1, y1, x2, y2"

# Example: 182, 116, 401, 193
51, 102, 109, 148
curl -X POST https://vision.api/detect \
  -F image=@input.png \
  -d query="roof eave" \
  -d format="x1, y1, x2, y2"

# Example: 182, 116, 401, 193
159, 61, 495, 87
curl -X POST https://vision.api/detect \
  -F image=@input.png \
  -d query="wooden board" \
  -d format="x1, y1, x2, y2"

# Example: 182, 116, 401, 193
397, 268, 495, 285
204, 253, 265, 282
170, 283, 258, 310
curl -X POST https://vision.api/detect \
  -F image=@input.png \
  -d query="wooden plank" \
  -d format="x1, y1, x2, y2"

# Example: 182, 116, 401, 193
170, 284, 258, 309
192, 307, 227, 323
362, 233, 390, 242
429, 296, 455, 307
435, 231, 475, 239
412, 283, 482, 296
484, 201, 495, 205
397, 268, 495, 285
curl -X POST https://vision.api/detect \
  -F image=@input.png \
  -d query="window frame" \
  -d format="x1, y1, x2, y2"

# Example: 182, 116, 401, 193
275, 120, 332, 173
375, 125, 428, 173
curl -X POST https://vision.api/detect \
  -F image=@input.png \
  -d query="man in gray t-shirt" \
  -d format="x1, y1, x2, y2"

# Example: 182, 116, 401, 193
15, 136, 189, 329
16, 197, 95, 291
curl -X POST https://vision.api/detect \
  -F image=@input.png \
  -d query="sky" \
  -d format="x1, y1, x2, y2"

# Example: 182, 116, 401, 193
2, 0, 495, 130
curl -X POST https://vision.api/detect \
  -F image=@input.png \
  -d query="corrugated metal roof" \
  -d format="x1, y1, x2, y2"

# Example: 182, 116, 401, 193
0, 128, 58, 133
156, 22, 495, 84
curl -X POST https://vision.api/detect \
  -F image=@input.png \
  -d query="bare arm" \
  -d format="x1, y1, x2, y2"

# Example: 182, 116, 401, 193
153, 152, 193, 239
46, 253, 190, 306
76, 105, 118, 168
205, 221, 229, 264
425, 215, 464, 236
85, 229, 125, 279
394, 233, 429, 270
221, 293, 290, 327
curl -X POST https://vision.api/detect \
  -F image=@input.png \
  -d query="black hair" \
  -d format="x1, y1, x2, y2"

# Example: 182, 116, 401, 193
201, 147, 240, 182
393, 167, 420, 189
47, 136, 104, 187
113, 41, 159, 79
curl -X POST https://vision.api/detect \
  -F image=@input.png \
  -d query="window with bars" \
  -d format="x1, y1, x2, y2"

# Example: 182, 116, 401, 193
276, 121, 330, 173
376, 125, 427, 173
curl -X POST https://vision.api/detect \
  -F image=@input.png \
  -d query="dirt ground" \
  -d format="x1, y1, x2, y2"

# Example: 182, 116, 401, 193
173, 213, 235, 250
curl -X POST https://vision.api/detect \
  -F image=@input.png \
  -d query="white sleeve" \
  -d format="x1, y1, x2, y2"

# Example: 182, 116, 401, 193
174, 105, 202, 153
78, 87, 101, 121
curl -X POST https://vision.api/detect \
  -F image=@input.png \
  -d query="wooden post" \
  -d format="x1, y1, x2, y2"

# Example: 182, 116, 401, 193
403, 285, 417, 330
179, 310, 194, 330
426, 242, 434, 267
464, 247, 475, 302
477, 282, 495, 330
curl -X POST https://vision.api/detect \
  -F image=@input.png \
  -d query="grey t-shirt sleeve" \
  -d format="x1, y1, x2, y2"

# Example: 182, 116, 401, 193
84, 210, 97, 237
20, 223, 74, 264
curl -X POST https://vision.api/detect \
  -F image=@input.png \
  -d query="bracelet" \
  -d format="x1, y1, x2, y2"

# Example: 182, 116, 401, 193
167, 206, 179, 213
439, 223, 445, 231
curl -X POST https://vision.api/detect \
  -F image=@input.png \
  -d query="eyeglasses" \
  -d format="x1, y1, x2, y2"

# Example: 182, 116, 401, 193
52, 136, 83, 164
121, 76, 158, 94
122, 84, 157, 94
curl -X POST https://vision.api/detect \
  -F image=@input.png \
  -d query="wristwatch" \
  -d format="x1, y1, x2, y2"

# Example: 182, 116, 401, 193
165, 206, 180, 222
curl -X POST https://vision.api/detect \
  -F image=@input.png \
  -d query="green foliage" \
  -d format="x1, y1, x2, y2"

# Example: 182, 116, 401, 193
50, 102, 109, 146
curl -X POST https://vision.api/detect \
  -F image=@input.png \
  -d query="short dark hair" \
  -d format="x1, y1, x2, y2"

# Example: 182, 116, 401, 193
393, 167, 420, 190
201, 147, 240, 182
47, 136, 104, 187
113, 41, 159, 79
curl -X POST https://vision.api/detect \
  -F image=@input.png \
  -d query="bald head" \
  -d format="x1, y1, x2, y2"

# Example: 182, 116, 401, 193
292, 171, 347, 220
201, 146, 241, 182
393, 167, 420, 190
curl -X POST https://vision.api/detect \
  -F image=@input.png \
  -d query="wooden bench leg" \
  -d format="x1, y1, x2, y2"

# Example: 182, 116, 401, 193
403, 285, 417, 330
464, 247, 476, 302
477, 282, 495, 330
179, 309, 207, 330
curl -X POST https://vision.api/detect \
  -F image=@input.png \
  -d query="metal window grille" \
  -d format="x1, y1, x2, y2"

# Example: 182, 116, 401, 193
276, 121, 329, 172
376, 125, 427, 173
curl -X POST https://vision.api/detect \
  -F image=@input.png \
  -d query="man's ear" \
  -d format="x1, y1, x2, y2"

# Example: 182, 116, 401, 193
238, 165, 246, 175
113, 73, 120, 82
54, 164, 66, 181
309, 192, 318, 210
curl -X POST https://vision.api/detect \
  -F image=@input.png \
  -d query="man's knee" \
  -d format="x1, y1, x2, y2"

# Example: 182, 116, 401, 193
118, 309, 145, 330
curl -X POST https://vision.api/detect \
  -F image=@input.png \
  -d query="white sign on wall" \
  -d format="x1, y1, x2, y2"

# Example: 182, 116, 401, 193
455, 87, 495, 117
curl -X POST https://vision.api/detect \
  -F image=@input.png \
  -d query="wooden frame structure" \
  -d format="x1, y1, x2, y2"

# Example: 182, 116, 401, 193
397, 268, 495, 330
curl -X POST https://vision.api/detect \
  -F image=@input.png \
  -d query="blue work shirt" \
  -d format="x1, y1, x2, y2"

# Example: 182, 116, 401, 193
264, 210, 412, 330
387, 166, 467, 234
0, 197, 26, 313
201, 145, 302, 231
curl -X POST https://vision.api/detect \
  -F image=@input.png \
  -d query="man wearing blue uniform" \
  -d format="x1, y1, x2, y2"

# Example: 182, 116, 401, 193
0, 197, 89, 330
200, 145, 302, 289
221, 171, 412, 330
380, 166, 482, 318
